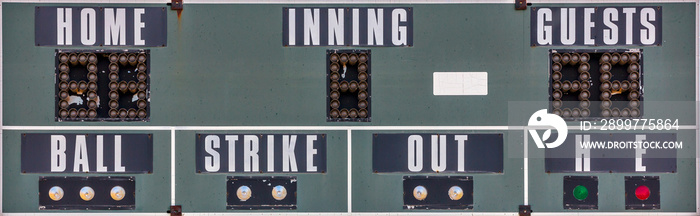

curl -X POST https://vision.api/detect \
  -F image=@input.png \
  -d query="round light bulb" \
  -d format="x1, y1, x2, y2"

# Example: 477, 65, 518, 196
80, 186, 95, 201
635, 185, 651, 200
111, 186, 126, 201
271, 185, 287, 201
572, 185, 589, 201
448, 186, 463, 200
413, 185, 427, 201
48, 186, 64, 201
237, 185, 252, 201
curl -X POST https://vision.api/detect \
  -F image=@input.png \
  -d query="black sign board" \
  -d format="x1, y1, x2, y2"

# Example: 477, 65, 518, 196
545, 133, 677, 173
35, 7, 167, 47
55, 50, 151, 121
22, 134, 153, 173
403, 176, 473, 210
373, 134, 503, 173
196, 134, 327, 173
531, 7, 661, 46
227, 176, 297, 210
39, 176, 135, 210
563, 176, 598, 210
283, 7, 413, 46
625, 176, 660, 210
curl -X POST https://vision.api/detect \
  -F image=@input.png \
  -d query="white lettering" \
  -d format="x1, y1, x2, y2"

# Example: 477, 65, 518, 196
603, 8, 619, 45
367, 8, 384, 45
431, 135, 447, 172
96, 135, 107, 172
455, 135, 468, 172
288, 8, 296, 45
635, 135, 647, 172
640, 8, 656, 45
306, 135, 318, 172
204, 135, 221, 172
51, 135, 67, 172
328, 8, 344, 45
537, 8, 552, 45
244, 135, 260, 172
134, 8, 146, 45
114, 135, 125, 172
225, 135, 238, 172
583, 8, 595, 45
304, 8, 320, 45
353, 9, 360, 45
407, 135, 423, 172
57, 8, 73, 45
80, 8, 96, 45
267, 135, 275, 172
73, 135, 89, 172
283, 135, 298, 172
104, 8, 126, 45
560, 8, 576, 45
623, 8, 636, 44
575, 135, 590, 172
391, 8, 407, 46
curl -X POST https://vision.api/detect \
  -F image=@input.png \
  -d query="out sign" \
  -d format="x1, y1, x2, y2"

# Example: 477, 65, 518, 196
372, 134, 503, 173
35, 7, 167, 46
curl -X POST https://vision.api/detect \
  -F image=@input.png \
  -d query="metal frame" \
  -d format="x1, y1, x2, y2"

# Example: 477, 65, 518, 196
548, 49, 644, 120
0, 0, 698, 215
0, 0, 696, 3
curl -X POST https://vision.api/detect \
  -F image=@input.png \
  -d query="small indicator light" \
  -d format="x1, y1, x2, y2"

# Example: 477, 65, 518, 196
635, 185, 650, 201
572, 185, 589, 201
413, 185, 427, 201
237, 186, 252, 201
48, 186, 64, 201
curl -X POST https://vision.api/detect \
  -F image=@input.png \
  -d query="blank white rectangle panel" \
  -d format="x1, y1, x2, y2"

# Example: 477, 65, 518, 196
433, 72, 488, 95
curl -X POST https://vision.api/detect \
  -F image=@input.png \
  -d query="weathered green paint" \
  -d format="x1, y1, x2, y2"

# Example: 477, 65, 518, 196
2, 2, 696, 213
353, 130, 522, 212
2, 130, 172, 212
528, 130, 697, 211
176, 130, 347, 212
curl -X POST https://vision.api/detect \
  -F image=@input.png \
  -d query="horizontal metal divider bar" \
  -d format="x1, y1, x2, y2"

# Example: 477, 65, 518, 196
1, 0, 695, 4
2, 125, 698, 131
2, 212, 699, 216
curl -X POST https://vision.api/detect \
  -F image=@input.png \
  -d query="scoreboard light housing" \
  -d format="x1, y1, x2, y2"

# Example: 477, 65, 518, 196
55, 50, 150, 122
226, 176, 297, 210
402, 176, 473, 210
326, 49, 371, 122
563, 175, 598, 210
625, 176, 660, 210
38, 176, 135, 210
549, 49, 643, 120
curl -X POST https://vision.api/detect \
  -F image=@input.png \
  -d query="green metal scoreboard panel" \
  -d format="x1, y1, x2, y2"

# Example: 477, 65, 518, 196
0, 0, 698, 215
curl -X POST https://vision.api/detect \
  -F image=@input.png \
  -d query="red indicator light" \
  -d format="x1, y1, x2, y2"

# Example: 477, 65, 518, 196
635, 185, 650, 200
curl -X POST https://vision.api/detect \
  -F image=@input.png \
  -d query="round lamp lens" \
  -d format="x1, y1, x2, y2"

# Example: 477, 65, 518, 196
635, 185, 651, 200
572, 185, 588, 201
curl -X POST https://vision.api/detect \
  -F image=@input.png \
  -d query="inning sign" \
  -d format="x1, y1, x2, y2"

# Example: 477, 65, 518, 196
283, 7, 413, 46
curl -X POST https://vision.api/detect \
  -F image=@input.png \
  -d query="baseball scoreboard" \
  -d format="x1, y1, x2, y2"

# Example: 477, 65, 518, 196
1, 0, 698, 215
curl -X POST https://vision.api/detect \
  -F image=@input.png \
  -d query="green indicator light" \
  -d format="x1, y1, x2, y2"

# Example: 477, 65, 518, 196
573, 185, 589, 201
